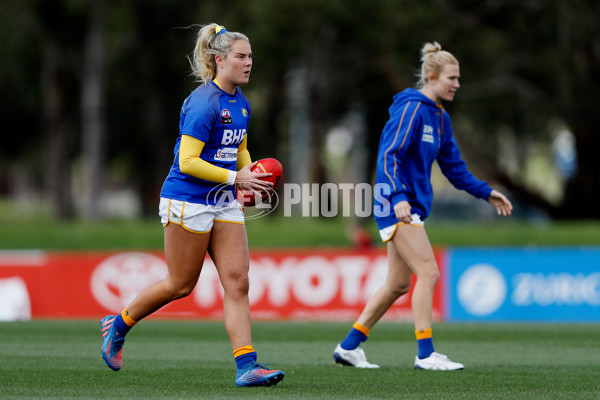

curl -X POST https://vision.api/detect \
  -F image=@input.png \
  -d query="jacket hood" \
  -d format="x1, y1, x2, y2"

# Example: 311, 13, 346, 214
392, 88, 438, 109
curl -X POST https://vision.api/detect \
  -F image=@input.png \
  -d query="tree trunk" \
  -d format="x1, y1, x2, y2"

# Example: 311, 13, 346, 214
42, 41, 73, 219
81, 0, 106, 220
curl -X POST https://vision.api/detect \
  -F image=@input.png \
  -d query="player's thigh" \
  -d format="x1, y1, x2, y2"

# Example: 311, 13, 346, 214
391, 225, 438, 277
163, 222, 210, 286
386, 239, 413, 290
208, 221, 250, 288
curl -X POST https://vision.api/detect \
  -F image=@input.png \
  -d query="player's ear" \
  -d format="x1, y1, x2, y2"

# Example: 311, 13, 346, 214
215, 54, 225, 69
428, 71, 438, 83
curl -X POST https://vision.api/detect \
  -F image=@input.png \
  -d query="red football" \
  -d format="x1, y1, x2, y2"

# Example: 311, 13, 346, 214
237, 158, 283, 207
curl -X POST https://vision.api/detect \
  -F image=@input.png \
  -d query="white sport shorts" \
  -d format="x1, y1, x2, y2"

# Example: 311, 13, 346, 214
379, 214, 425, 242
159, 197, 244, 233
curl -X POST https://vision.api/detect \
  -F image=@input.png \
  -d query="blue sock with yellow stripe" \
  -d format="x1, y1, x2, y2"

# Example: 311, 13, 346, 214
234, 345, 257, 371
416, 328, 435, 359
340, 322, 370, 350
113, 309, 137, 336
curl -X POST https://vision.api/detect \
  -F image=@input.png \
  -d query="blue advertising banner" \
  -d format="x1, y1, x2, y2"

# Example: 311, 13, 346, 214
446, 248, 600, 322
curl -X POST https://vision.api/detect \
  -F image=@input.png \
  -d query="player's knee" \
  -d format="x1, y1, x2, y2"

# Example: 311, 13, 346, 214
397, 282, 412, 297
166, 280, 196, 300
178, 284, 196, 299
419, 267, 440, 286
388, 281, 411, 299
222, 271, 249, 296
233, 275, 250, 295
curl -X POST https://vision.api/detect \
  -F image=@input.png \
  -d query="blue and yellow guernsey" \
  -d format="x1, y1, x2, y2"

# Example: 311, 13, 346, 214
160, 81, 251, 205
374, 88, 492, 230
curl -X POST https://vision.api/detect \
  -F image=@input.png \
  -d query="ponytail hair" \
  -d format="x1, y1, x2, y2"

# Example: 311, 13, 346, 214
190, 23, 249, 84
416, 41, 458, 89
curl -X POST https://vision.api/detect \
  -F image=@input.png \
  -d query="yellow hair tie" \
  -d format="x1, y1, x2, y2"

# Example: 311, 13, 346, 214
215, 25, 227, 36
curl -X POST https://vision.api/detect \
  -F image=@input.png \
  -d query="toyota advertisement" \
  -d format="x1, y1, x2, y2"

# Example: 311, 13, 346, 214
1, 247, 599, 322
0, 248, 442, 321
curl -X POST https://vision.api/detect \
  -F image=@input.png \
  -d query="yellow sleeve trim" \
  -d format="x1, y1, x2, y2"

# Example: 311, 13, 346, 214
179, 135, 233, 184
236, 135, 252, 170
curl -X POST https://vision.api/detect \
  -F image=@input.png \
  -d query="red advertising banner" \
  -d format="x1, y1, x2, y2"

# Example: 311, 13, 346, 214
0, 248, 445, 321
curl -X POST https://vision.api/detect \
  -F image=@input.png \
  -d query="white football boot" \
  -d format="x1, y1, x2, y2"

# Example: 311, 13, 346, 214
333, 343, 380, 368
414, 352, 464, 370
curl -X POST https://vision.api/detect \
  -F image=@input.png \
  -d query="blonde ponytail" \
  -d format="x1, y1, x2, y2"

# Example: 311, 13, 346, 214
190, 23, 250, 84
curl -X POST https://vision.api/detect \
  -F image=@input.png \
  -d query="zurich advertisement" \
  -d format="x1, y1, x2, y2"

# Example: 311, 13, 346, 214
447, 248, 600, 322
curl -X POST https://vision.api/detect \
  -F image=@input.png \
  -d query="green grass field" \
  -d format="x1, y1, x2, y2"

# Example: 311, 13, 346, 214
2, 202, 600, 398
1, 320, 599, 399
2, 214, 600, 250
2, 197, 600, 249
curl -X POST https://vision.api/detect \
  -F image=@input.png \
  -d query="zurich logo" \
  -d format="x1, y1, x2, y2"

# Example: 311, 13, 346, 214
457, 263, 507, 316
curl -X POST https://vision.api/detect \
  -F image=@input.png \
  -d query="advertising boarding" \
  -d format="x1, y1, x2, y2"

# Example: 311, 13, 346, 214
447, 248, 600, 322
2, 247, 599, 322
0, 249, 444, 321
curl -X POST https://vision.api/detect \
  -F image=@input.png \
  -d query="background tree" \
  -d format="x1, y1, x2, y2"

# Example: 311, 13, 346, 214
0, 0, 598, 220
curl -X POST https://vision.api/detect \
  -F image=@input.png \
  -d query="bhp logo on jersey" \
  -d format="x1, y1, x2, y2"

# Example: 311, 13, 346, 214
221, 129, 246, 145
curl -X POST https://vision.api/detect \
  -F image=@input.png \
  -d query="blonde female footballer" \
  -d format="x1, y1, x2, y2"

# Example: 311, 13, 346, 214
333, 42, 512, 370
100, 23, 284, 387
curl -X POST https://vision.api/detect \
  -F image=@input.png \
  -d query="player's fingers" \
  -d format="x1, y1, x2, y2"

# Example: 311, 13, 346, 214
396, 208, 406, 219
249, 180, 272, 190
396, 211, 411, 224
251, 172, 273, 179
254, 177, 273, 186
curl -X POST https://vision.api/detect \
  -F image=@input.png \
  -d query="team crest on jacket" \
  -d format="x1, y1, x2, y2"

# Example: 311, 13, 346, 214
221, 109, 232, 124
241, 108, 248, 118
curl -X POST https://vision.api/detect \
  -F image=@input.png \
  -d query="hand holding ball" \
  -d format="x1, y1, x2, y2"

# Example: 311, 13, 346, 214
237, 158, 282, 207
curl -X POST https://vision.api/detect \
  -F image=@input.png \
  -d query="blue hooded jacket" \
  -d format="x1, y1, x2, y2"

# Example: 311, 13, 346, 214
374, 88, 492, 230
